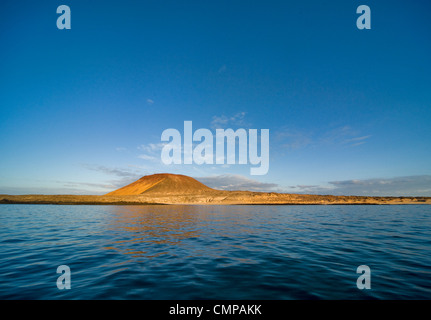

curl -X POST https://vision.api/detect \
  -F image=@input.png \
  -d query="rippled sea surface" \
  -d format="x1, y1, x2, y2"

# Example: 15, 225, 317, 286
0, 204, 430, 299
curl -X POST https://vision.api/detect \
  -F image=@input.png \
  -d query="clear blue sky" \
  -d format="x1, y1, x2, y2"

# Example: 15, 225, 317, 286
1, 0, 431, 196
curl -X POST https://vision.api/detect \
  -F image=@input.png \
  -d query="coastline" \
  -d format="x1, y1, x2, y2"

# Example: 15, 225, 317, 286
1, 193, 430, 205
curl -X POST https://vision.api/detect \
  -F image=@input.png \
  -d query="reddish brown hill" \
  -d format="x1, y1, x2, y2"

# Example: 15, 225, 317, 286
106, 173, 214, 196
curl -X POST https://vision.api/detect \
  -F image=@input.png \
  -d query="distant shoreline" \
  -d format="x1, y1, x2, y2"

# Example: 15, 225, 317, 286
1, 194, 430, 205
4, 173, 424, 206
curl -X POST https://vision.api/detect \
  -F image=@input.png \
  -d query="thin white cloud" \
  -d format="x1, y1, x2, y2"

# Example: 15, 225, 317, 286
211, 112, 248, 129
275, 126, 372, 150
81, 164, 144, 191
344, 135, 372, 147
290, 175, 431, 197
345, 135, 372, 143
138, 154, 157, 161
196, 174, 280, 192
351, 141, 366, 147
319, 125, 353, 145
138, 143, 165, 153
0, 186, 107, 195
82, 164, 141, 178
275, 129, 313, 150
138, 143, 167, 162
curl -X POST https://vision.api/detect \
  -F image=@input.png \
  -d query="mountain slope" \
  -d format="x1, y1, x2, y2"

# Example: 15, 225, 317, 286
106, 173, 214, 196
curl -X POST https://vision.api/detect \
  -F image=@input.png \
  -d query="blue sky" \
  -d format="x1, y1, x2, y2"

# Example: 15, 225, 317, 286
1, 0, 431, 196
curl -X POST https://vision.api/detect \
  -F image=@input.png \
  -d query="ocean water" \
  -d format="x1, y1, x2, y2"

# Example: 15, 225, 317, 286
0, 204, 430, 300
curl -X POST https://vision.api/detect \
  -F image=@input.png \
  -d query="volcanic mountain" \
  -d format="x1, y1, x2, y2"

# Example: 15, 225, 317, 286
106, 173, 215, 196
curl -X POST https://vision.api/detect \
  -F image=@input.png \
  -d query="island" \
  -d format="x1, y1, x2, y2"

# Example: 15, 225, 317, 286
1, 173, 430, 205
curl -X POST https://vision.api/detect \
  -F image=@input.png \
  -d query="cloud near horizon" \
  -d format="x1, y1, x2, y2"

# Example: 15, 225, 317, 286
81, 164, 144, 191
3, 170, 430, 197
289, 175, 431, 197
195, 174, 280, 192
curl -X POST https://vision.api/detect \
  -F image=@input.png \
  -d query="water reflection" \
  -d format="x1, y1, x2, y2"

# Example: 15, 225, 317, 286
102, 205, 270, 263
